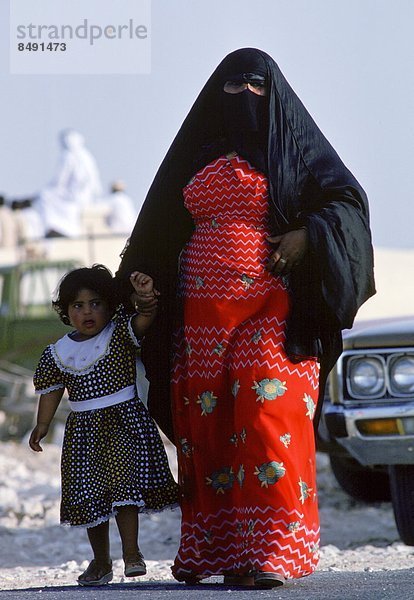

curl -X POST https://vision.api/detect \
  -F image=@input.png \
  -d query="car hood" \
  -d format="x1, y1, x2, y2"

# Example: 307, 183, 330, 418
343, 316, 414, 350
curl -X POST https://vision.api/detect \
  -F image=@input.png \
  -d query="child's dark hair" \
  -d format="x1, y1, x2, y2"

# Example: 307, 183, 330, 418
53, 264, 118, 325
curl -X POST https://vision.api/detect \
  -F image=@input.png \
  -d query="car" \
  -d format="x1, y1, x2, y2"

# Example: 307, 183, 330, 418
318, 316, 414, 545
0, 259, 79, 439
0, 259, 80, 368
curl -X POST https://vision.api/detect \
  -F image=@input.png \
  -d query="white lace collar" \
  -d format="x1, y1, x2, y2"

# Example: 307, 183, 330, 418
51, 321, 115, 374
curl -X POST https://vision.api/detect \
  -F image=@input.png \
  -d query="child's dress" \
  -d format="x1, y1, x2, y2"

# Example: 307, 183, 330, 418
33, 308, 178, 528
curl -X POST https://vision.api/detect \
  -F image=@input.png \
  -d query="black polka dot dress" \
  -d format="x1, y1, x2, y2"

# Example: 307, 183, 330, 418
33, 308, 178, 528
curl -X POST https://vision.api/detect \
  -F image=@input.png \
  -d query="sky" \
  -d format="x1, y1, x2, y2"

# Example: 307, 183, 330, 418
1, 0, 413, 248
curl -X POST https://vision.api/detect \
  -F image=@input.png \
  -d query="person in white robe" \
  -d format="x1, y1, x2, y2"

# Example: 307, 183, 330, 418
34, 130, 103, 238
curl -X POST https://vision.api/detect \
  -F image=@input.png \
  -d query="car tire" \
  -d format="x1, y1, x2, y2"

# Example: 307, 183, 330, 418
329, 454, 391, 502
389, 465, 414, 546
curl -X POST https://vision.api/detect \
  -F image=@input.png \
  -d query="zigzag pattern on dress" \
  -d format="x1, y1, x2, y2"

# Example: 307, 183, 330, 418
184, 237, 271, 267
184, 161, 269, 228
180, 282, 278, 300
181, 241, 274, 299
172, 315, 319, 389
180, 157, 276, 303
178, 504, 310, 523
172, 316, 286, 380
184, 157, 268, 219
175, 505, 319, 578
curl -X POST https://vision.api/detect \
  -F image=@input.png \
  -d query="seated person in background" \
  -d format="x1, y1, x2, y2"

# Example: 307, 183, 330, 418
11, 198, 44, 243
0, 195, 18, 248
105, 181, 137, 236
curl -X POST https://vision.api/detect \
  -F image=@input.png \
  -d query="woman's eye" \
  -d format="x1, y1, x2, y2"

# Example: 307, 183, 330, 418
223, 81, 246, 94
248, 82, 266, 96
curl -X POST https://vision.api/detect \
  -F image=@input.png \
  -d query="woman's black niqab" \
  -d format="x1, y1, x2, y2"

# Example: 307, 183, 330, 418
116, 48, 375, 441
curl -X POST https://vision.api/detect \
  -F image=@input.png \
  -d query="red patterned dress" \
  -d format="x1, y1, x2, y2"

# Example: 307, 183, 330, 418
171, 154, 320, 580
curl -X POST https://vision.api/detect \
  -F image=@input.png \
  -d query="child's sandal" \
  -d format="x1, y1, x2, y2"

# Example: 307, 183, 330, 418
124, 551, 147, 577
77, 559, 113, 586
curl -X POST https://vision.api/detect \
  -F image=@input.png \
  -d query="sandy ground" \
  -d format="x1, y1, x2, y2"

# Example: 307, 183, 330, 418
0, 440, 413, 591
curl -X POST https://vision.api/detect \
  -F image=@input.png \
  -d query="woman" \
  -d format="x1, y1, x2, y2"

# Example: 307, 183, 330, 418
117, 48, 375, 586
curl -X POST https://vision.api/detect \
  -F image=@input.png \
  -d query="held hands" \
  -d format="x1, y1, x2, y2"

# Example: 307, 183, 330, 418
265, 228, 308, 275
130, 271, 160, 316
29, 423, 49, 452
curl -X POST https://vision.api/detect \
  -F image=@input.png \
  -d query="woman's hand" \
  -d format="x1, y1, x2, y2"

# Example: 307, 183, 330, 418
29, 423, 49, 452
265, 228, 308, 275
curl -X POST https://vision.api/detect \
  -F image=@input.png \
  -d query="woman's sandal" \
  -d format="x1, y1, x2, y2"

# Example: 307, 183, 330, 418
173, 571, 203, 585
223, 574, 255, 586
77, 559, 113, 586
254, 571, 286, 588
124, 551, 147, 577
183, 575, 203, 586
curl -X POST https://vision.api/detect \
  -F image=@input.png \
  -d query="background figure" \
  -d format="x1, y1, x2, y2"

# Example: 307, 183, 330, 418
0, 195, 18, 247
105, 181, 137, 235
11, 198, 44, 244
34, 129, 103, 238
117, 48, 375, 587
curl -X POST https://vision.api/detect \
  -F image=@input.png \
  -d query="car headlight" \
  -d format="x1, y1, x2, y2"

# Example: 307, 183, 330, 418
346, 356, 386, 398
389, 355, 414, 395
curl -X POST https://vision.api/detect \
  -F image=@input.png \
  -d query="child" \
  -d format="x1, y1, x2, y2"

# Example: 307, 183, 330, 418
29, 264, 177, 586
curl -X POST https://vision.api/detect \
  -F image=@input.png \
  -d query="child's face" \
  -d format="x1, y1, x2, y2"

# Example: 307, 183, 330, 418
67, 288, 113, 340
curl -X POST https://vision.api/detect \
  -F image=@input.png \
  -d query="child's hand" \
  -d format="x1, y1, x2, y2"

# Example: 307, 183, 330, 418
29, 423, 49, 452
130, 271, 155, 295
130, 272, 160, 315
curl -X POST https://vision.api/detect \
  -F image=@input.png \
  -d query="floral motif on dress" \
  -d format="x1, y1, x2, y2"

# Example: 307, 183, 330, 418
303, 393, 316, 420
254, 461, 286, 487
230, 427, 247, 447
298, 477, 312, 504
241, 274, 255, 289
310, 541, 320, 556
195, 276, 205, 289
179, 438, 192, 458
204, 530, 213, 544
237, 465, 245, 488
287, 521, 300, 532
280, 432, 291, 448
231, 379, 240, 398
247, 519, 255, 535
213, 342, 225, 356
206, 467, 235, 494
251, 329, 262, 344
197, 391, 217, 415
252, 378, 287, 403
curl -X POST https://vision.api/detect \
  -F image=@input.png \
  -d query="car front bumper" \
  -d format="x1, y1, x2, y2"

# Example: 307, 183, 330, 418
324, 402, 414, 466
